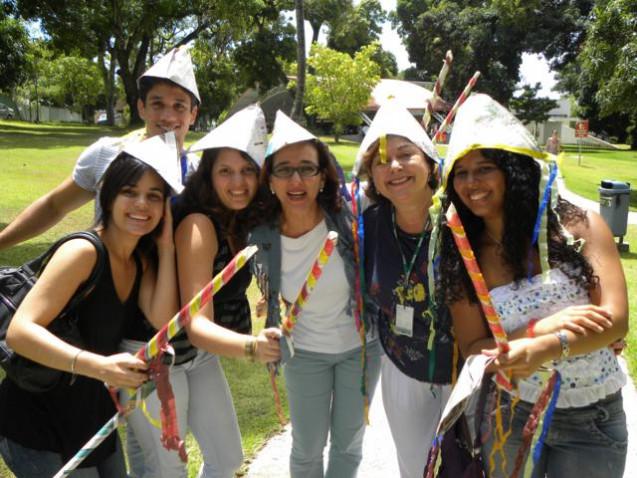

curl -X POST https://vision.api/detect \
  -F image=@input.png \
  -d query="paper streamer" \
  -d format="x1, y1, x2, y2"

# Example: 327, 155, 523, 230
434, 71, 481, 143
281, 231, 338, 334
423, 50, 453, 130
445, 203, 512, 390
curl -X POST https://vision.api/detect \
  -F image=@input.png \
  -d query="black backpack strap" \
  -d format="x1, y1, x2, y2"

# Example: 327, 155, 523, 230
36, 231, 107, 312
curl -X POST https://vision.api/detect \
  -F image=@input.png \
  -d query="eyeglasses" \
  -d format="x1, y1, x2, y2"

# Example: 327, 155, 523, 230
271, 164, 321, 179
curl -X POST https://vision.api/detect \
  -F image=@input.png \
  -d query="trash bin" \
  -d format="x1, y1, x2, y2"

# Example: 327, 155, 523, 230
599, 179, 630, 245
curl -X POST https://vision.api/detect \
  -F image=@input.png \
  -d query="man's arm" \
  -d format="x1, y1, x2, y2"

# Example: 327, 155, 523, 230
0, 177, 94, 250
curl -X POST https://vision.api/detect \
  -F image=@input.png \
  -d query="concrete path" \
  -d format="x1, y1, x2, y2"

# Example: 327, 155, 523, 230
245, 182, 637, 478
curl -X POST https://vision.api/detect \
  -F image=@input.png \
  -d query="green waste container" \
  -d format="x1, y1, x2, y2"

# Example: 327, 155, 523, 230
599, 180, 630, 249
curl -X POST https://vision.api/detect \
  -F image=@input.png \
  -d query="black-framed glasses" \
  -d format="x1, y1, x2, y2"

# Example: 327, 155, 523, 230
271, 164, 321, 179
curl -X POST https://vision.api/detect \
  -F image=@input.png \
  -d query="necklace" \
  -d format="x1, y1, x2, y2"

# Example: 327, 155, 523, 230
484, 230, 503, 248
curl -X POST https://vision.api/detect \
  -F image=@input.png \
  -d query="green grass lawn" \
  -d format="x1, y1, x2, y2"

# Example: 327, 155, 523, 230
0, 120, 285, 478
560, 148, 637, 211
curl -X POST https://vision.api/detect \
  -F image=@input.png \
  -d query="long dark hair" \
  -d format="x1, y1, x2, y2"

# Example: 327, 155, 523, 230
97, 153, 170, 256
172, 148, 266, 250
258, 139, 342, 224
437, 148, 596, 304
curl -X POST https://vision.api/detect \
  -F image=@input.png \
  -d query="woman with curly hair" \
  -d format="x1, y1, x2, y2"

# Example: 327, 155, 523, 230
124, 105, 281, 478
352, 102, 457, 478
438, 94, 628, 477
250, 111, 381, 478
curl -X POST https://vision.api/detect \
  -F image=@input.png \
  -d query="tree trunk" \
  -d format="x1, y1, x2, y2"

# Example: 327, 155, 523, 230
116, 35, 150, 126
291, 0, 306, 123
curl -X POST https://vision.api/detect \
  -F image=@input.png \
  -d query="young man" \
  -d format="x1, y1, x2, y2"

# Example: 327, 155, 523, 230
0, 46, 200, 250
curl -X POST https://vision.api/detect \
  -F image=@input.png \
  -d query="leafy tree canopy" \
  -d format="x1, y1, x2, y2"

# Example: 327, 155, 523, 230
304, 43, 380, 141
510, 83, 558, 126
0, 16, 30, 91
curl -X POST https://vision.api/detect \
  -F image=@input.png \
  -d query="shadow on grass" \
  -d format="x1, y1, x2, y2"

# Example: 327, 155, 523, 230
0, 238, 54, 266
0, 123, 127, 151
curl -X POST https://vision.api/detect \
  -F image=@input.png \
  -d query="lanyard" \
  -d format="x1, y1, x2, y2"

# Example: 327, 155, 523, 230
391, 208, 429, 291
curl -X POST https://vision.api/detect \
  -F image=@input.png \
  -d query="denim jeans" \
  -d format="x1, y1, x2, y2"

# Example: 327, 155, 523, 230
481, 389, 627, 478
284, 341, 382, 478
120, 342, 243, 478
0, 434, 127, 478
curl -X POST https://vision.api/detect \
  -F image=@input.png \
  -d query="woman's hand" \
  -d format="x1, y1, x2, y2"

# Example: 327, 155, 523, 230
155, 198, 174, 254
254, 328, 282, 363
90, 352, 149, 389
482, 335, 558, 380
534, 305, 613, 336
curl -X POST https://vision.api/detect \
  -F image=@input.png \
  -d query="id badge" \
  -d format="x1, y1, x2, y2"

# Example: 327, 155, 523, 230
395, 304, 414, 337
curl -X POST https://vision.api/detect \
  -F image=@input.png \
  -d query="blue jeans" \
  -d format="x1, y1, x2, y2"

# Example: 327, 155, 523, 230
481, 389, 627, 478
0, 434, 127, 477
283, 341, 382, 478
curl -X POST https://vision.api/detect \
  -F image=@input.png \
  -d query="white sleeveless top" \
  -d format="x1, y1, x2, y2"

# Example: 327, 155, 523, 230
491, 268, 625, 408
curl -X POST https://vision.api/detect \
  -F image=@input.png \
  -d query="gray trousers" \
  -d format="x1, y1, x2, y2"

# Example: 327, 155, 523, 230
284, 341, 382, 478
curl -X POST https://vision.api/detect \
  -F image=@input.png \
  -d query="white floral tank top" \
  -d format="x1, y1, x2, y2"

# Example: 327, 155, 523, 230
490, 268, 625, 408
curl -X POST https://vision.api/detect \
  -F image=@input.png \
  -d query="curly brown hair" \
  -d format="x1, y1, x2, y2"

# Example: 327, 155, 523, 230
437, 148, 597, 305
173, 148, 267, 250
359, 136, 438, 204
258, 139, 342, 224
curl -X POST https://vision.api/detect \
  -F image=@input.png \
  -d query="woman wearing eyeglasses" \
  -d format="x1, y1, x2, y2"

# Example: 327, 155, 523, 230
250, 111, 381, 478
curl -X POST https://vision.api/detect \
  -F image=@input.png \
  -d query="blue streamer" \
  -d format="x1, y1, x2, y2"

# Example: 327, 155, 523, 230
180, 152, 188, 183
532, 372, 561, 464
528, 162, 558, 280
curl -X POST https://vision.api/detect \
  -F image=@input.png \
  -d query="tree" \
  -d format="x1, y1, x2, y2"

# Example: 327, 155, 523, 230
291, 0, 306, 122
0, 17, 30, 92
327, 0, 385, 55
304, 0, 351, 44
392, 0, 595, 104
305, 43, 380, 142
579, 0, 637, 147
509, 83, 558, 137
18, 0, 251, 124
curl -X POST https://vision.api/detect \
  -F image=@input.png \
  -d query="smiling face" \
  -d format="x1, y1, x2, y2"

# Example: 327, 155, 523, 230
137, 81, 198, 149
370, 135, 433, 206
110, 169, 166, 237
451, 149, 506, 220
269, 141, 325, 215
211, 148, 259, 211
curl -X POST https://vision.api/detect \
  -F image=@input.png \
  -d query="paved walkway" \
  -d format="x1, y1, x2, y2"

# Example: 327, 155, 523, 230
245, 182, 637, 477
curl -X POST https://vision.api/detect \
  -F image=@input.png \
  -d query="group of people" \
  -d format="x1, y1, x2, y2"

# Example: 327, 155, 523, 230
0, 45, 628, 478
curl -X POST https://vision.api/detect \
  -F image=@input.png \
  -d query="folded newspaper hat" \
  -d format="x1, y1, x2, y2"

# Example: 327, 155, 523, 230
265, 110, 316, 158
443, 93, 547, 187
353, 101, 439, 178
122, 132, 184, 194
189, 104, 267, 167
138, 46, 200, 103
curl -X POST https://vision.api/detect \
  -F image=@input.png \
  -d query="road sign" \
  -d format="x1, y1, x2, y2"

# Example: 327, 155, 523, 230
575, 119, 589, 138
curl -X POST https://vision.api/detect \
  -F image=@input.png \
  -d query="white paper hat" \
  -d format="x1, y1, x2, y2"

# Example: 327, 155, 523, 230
122, 133, 184, 194
353, 101, 439, 177
443, 93, 547, 187
265, 110, 316, 158
138, 46, 200, 103
188, 104, 267, 167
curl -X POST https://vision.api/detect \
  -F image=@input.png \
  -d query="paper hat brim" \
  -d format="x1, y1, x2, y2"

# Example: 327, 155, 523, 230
188, 104, 267, 167
122, 133, 184, 194
442, 93, 548, 187
265, 110, 316, 158
138, 47, 200, 103
353, 101, 439, 177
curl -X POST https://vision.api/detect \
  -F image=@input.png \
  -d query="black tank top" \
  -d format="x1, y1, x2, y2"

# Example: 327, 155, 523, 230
0, 249, 143, 467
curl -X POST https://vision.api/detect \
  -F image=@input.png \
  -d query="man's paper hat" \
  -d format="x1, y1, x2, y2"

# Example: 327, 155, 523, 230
189, 104, 267, 167
265, 110, 316, 158
138, 46, 200, 103
353, 101, 439, 178
122, 132, 184, 194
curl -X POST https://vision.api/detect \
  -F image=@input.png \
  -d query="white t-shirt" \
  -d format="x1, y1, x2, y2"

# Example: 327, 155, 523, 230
280, 219, 362, 354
